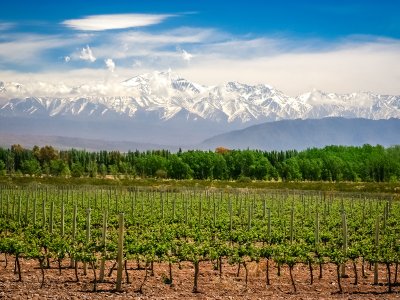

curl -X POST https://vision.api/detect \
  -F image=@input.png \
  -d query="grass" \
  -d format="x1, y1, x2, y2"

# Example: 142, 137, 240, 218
0, 175, 399, 197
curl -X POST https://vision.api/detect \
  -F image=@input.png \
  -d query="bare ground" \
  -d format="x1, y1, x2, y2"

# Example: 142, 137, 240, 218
1, 256, 400, 299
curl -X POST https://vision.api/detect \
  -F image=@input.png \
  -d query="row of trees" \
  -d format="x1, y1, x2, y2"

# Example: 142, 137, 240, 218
0, 144, 399, 182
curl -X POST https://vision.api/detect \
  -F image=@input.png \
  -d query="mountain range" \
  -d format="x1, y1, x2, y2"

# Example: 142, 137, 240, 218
1, 71, 400, 149
201, 117, 400, 150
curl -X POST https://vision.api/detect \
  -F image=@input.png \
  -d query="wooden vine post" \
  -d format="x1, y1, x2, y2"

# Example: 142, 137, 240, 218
229, 197, 233, 231
267, 208, 271, 238
33, 197, 37, 225
198, 196, 202, 225
60, 199, 65, 236
5, 195, 9, 220
70, 204, 77, 268
49, 201, 54, 234
290, 207, 294, 244
213, 199, 216, 227
12, 196, 15, 220
247, 203, 252, 230
17, 196, 21, 224
263, 198, 266, 219
183, 194, 187, 224
116, 212, 125, 292
24, 196, 29, 223
84, 208, 91, 275
6, 195, 9, 220
341, 211, 348, 277
42, 198, 46, 228
374, 217, 379, 285
130, 193, 135, 219
99, 211, 108, 282
161, 192, 164, 220
315, 211, 319, 245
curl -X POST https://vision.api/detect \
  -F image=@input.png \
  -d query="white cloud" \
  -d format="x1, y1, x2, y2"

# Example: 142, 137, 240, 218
116, 27, 219, 45
64, 56, 71, 63
2, 37, 400, 99
62, 14, 174, 31
79, 45, 96, 62
175, 39, 400, 96
104, 58, 115, 72
132, 60, 142, 67
90, 28, 220, 60
195, 37, 287, 59
180, 49, 193, 62
1, 25, 400, 97
0, 22, 14, 31
79, 28, 223, 70
0, 33, 78, 64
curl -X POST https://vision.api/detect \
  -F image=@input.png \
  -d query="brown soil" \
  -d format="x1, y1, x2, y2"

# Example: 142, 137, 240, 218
1, 256, 400, 299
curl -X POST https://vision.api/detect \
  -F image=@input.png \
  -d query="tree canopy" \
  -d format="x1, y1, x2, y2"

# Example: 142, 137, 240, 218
0, 144, 399, 182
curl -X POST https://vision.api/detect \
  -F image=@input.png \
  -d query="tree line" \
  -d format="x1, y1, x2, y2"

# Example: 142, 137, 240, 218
0, 144, 399, 182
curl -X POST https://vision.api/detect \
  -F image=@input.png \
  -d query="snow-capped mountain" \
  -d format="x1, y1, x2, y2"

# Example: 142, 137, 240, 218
1, 71, 400, 146
1, 71, 400, 122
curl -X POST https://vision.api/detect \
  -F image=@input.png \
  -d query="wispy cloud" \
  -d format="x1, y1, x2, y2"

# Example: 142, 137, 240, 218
132, 60, 142, 68
0, 24, 399, 97
0, 33, 78, 65
116, 27, 220, 45
0, 22, 15, 31
176, 38, 400, 95
79, 45, 96, 62
178, 48, 193, 62
104, 58, 115, 72
2, 37, 400, 98
62, 14, 174, 31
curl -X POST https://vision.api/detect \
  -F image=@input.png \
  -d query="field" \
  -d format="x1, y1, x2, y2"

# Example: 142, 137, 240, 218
1, 175, 400, 195
1, 183, 400, 299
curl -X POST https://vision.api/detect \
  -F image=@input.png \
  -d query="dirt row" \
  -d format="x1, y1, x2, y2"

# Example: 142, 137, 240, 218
1, 256, 400, 299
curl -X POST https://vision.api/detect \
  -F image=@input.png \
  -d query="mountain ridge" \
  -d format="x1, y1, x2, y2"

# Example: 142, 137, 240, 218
1, 71, 400, 146
200, 117, 400, 151
0, 132, 178, 152
1, 71, 400, 123
1, 118, 399, 152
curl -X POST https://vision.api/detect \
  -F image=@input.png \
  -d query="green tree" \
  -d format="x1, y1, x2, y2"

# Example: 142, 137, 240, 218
99, 163, 108, 177
38, 145, 59, 165
71, 162, 84, 178
87, 160, 98, 178
49, 159, 68, 176
210, 153, 228, 180
108, 164, 119, 178
167, 155, 192, 179
0, 160, 6, 176
322, 155, 344, 181
278, 157, 302, 181
21, 159, 41, 176
251, 156, 274, 180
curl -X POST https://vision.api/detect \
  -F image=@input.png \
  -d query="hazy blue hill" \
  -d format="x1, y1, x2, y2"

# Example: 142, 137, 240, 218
200, 118, 400, 150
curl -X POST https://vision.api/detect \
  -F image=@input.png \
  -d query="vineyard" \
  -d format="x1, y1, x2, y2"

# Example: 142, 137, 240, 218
0, 185, 399, 298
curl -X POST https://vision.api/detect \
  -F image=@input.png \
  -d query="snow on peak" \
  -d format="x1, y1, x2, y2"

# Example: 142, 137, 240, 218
1, 71, 400, 123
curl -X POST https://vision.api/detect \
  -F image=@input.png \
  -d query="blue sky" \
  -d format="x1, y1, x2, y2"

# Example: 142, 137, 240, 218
1, 0, 399, 96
